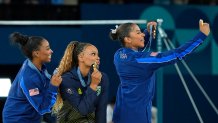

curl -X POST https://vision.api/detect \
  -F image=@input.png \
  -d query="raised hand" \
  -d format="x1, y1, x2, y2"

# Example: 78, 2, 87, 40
199, 19, 210, 36
90, 64, 102, 91
50, 73, 62, 87
147, 21, 157, 39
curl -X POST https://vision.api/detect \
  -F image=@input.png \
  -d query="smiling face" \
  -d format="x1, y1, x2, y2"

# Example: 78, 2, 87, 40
34, 40, 53, 63
78, 45, 100, 68
124, 24, 145, 50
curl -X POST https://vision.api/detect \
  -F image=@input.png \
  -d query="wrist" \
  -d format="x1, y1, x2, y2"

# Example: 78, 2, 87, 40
90, 83, 98, 91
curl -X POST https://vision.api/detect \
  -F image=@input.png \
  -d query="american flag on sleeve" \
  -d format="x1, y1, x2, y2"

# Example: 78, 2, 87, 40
29, 88, 39, 96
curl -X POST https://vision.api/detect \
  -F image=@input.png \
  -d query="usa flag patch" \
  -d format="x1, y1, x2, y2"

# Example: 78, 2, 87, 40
29, 88, 39, 96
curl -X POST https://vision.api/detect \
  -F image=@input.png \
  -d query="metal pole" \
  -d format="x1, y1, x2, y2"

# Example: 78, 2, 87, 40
156, 18, 163, 123
0, 20, 147, 25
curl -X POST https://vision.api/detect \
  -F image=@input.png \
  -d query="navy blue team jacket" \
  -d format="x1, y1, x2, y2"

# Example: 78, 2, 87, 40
112, 32, 207, 123
59, 67, 109, 123
3, 59, 58, 123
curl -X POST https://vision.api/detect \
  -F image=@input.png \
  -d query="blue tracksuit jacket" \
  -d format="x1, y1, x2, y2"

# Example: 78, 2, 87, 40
3, 59, 58, 123
58, 67, 109, 123
112, 32, 207, 123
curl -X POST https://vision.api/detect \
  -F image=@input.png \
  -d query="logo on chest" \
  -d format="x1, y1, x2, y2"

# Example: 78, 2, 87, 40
78, 88, 83, 95
120, 53, 127, 59
66, 88, 74, 95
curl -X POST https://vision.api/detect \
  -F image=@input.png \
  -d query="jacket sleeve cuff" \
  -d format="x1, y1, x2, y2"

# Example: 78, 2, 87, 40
48, 83, 58, 94
194, 32, 207, 41
87, 86, 98, 96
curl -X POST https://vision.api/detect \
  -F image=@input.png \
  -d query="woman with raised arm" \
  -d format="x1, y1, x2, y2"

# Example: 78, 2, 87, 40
109, 20, 210, 123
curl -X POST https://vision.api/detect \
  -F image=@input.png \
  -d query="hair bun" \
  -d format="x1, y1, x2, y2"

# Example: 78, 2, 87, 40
10, 32, 29, 46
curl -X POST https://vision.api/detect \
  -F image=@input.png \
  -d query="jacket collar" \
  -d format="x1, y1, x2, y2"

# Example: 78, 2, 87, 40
25, 59, 51, 79
69, 66, 79, 80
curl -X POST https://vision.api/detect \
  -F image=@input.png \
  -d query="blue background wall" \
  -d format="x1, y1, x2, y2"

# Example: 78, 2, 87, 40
0, 4, 217, 123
